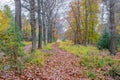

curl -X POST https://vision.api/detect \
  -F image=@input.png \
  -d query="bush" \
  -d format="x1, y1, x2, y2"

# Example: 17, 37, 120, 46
0, 25, 23, 69
97, 30, 110, 50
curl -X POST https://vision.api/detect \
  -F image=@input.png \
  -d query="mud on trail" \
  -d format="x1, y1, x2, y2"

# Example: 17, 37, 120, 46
0, 43, 88, 80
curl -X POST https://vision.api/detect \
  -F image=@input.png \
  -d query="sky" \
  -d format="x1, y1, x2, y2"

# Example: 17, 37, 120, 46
0, 0, 14, 10
0, 0, 71, 31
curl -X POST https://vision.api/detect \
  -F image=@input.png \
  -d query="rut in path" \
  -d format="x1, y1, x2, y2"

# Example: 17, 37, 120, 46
35, 43, 88, 80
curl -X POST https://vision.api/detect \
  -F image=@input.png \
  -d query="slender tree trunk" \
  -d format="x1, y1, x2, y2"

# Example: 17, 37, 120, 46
14, 0, 21, 30
50, 23, 54, 43
47, 21, 50, 43
74, 31, 77, 45
85, 0, 89, 46
29, 0, 36, 51
38, 0, 42, 49
43, 17, 47, 45
77, 0, 81, 44
42, 0, 47, 45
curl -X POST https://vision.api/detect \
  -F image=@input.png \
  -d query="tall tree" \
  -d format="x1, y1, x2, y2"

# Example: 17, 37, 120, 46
109, 0, 116, 55
14, 0, 22, 30
38, 0, 42, 48
29, 0, 36, 51
85, 0, 89, 46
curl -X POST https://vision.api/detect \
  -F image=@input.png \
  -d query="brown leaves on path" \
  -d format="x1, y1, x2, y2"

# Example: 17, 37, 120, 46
38, 43, 88, 80
0, 43, 88, 80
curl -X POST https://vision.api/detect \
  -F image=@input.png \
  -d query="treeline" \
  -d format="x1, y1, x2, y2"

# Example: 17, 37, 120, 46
14, 0, 63, 51
66, 0, 120, 55
0, 0, 63, 68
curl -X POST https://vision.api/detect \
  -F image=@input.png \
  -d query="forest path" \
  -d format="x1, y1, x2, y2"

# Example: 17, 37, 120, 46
0, 43, 89, 80
35, 43, 88, 80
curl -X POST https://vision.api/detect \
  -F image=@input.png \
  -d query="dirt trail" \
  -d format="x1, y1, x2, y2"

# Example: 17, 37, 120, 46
24, 44, 32, 53
0, 43, 88, 80
35, 43, 88, 80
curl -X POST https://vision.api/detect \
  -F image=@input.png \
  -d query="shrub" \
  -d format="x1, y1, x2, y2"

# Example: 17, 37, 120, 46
97, 30, 110, 50
0, 25, 23, 69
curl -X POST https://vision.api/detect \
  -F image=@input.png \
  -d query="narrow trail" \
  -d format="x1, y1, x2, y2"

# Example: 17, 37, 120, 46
0, 43, 88, 80
24, 44, 32, 53
36, 43, 88, 80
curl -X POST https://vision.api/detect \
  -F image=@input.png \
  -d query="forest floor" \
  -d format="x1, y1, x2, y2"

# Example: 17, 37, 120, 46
0, 43, 88, 80
0, 42, 120, 80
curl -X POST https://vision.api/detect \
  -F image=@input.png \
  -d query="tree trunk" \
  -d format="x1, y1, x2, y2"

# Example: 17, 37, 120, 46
85, 0, 89, 46
43, 17, 47, 45
14, 0, 21, 30
109, 0, 116, 55
29, 0, 36, 51
38, 0, 42, 49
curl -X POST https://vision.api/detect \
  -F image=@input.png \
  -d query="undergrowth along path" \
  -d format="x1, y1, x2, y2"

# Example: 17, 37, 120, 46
0, 43, 88, 80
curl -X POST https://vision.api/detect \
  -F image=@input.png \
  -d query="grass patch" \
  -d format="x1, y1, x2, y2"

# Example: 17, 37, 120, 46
80, 55, 114, 69
59, 41, 99, 57
59, 41, 120, 79
22, 41, 32, 46
23, 50, 45, 66
43, 43, 54, 50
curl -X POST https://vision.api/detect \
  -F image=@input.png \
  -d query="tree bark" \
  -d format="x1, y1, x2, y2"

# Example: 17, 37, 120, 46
14, 0, 22, 30
29, 0, 36, 51
85, 0, 89, 46
38, 0, 42, 49
109, 0, 116, 55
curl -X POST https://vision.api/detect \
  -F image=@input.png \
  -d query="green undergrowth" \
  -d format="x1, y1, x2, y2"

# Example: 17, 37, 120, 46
22, 42, 54, 66
59, 41, 99, 57
80, 54, 114, 69
117, 45, 120, 52
22, 41, 32, 46
23, 43, 54, 66
59, 41, 120, 79
23, 50, 45, 66
0, 42, 54, 70
43, 43, 54, 50
0, 50, 46, 70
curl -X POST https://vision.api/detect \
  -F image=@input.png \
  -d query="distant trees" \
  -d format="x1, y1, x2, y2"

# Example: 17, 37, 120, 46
67, 0, 100, 45
22, 16, 31, 41
67, 0, 120, 55
21, 0, 63, 50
